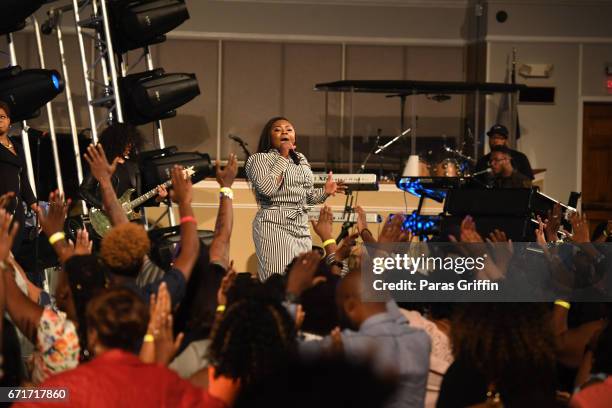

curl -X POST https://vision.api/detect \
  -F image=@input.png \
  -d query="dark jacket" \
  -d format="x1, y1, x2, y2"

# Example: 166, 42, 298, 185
475, 148, 534, 180
0, 138, 37, 215
493, 170, 533, 189
79, 160, 139, 209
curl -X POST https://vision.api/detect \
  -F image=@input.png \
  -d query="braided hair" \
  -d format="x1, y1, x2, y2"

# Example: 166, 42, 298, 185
207, 284, 297, 386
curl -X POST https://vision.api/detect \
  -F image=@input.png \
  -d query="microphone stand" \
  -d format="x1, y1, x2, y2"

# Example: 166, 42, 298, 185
228, 136, 251, 159
337, 129, 410, 243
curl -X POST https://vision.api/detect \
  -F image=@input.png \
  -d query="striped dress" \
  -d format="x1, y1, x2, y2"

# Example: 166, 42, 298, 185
245, 149, 328, 281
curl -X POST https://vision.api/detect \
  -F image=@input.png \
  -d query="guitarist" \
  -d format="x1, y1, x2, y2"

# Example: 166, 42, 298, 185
80, 123, 168, 212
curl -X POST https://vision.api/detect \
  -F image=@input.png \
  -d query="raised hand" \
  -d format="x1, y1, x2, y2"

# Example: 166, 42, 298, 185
324, 171, 347, 196
311, 205, 334, 241
336, 232, 359, 262
83, 144, 119, 183
378, 214, 407, 244
0, 209, 18, 262
286, 251, 322, 298
36, 191, 69, 236
170, 165, 193, 205
459, 215, 484, 243
216, 262, 237, 307
144, 282, 184, 366
72, 229, 93, 256
215, 153, 238, 188
544, 203, 563, 242
570, 212, 590, 244
534, 216, 547, 247
0, 192, 15, 209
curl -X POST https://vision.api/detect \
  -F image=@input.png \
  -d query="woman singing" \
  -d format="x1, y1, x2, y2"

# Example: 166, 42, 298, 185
0, 101, 37, 253
245, 117, 345, 281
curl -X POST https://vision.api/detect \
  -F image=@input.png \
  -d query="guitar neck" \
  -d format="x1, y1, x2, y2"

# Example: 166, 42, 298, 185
129, 179, 173, 209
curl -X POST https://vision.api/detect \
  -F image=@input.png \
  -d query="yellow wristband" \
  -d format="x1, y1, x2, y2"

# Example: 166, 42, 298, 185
554, 300, 570, 310
48, 232, 66, 245
143, 334, 155, 343
216, 304, 226, 313
322, 239, 336, 248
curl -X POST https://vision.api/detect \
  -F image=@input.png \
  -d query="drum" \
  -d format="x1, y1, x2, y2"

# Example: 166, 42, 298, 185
418, 158, 432, 176
434, 158, 461, 177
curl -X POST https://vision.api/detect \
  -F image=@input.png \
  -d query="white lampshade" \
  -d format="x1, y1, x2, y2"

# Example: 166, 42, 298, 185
402, 155, 421, 177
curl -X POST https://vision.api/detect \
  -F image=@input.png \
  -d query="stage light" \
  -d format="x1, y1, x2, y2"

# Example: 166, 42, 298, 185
0, 67, 65, 122
109, 0, 190, 53
0, 0, 46, 35
120, 68, 200, 125
403, 211, 440, 238
52, 74, 61, 91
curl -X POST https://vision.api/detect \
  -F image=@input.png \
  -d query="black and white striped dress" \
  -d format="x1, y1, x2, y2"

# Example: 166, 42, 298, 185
245, 149, 328, 281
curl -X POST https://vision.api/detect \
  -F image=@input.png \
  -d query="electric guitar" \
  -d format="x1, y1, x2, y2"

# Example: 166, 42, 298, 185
89, 166, 195, 237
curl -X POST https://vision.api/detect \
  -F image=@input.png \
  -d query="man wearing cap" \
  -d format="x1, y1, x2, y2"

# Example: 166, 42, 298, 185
474, 124, 534, 180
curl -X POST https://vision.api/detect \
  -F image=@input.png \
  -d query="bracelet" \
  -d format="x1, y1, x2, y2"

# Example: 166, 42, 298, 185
322, 239, 336, 248
554, 300, 571, 310
325, 252, 336, 266
216, 304, 226, 313
143, 334, 155, 343
180, 216, 197, 224
219, 187, 234, 200
48, 232, 66, 245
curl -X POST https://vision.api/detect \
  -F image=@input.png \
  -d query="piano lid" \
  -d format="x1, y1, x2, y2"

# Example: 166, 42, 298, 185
314, 80, 527, 95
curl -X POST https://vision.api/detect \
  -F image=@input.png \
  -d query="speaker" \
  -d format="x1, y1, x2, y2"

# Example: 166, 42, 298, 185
139, 147, 212, 192
148, 226, 213, 270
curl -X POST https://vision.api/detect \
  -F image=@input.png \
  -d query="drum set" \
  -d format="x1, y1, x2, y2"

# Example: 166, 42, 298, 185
418, 145, 475, 177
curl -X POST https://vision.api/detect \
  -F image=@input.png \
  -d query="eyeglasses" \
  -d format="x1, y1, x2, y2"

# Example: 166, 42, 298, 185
489, 158, 508, 164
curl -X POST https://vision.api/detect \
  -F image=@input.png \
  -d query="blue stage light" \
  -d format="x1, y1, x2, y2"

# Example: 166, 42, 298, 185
52, 74, 61, 90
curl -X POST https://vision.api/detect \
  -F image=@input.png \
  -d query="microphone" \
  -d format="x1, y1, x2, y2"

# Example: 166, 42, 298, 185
289, 149, 300, 165
228, 134, 248, 146
472, 168, 492, 177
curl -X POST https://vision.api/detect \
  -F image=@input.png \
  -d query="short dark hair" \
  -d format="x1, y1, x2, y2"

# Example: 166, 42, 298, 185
490, 145, 512, 157
86, 288, 148, 352
257, 116, 289, 153
0, 101, 11, 118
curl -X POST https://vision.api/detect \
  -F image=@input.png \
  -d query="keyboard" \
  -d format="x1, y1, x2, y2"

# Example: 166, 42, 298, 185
313, 173, 378, 191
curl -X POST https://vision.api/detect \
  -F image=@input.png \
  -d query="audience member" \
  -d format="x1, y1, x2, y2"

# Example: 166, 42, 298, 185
15, 288, 225, 408
438, 303, 558, 408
